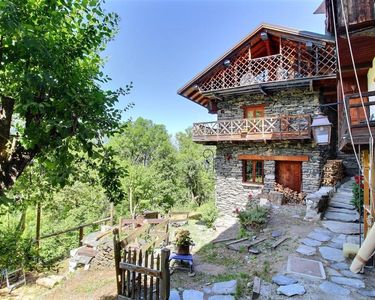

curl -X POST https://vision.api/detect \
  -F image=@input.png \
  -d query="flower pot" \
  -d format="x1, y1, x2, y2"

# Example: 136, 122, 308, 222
177, 244, 190, 255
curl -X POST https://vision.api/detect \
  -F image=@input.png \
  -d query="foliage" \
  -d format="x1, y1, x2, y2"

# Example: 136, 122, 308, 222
351, 175, 364, 212
0, 0, 129, 196
0, 225, 36, 270
176, 129, 215, 206
174, 229, 193, 247
197, 201, 218, 228
236, 203, 269, 229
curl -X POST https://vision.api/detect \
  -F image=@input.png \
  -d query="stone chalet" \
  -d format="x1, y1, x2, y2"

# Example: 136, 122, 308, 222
178, 24, 341, 214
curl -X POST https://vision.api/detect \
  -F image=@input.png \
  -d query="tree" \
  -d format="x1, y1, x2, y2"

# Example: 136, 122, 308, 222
109, 118, 178, 214
0, 0, 127, 196
176, 129, 215, 206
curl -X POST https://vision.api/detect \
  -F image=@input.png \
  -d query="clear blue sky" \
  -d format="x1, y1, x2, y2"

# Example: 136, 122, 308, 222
102, 0, 325, 135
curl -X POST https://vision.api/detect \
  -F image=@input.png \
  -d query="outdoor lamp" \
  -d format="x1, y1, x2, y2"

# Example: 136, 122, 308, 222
311, 114, 332, 145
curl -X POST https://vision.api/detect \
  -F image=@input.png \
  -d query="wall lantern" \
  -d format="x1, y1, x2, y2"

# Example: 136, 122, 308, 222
311, 114, 332, 145
223, 59, 231, 68
260, 32, 268, 41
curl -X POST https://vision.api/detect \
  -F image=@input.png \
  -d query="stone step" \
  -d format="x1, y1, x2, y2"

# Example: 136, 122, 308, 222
322, 221, 362, 235
324, 211, 359, 223
329, 202, 356, 210
327, 207, 358, 215
330, 195, 353, 203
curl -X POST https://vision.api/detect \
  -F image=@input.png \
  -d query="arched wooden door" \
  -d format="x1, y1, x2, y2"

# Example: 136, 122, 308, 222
275, 161, 302, 193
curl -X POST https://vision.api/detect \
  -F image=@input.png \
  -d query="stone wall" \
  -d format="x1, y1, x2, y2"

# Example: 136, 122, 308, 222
214, 88, 330, 215
216, 89, 321, 120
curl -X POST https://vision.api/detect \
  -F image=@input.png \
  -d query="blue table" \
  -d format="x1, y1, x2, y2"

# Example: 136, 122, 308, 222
169, 253, 194, 274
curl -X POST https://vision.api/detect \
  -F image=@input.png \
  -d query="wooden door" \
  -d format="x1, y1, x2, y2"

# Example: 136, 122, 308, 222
275, 161, 302, 193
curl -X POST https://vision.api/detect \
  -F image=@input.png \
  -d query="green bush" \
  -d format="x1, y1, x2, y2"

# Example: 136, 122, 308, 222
237, 203, 268, 229
197, 201, 218, 228
351, 176, 364, 212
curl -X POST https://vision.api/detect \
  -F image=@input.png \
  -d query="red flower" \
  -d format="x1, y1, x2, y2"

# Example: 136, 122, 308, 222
360, 183, 364, 189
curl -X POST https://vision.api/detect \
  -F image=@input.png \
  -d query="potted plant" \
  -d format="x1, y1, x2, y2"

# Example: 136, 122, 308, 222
174, 229, 193, 255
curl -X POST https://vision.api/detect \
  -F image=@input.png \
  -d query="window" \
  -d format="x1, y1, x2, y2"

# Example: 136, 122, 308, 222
242, 160, 264, 184
243, 105, 265, 119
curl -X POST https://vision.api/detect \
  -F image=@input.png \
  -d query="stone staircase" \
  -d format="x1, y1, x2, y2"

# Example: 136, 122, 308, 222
322, 179, 363, 237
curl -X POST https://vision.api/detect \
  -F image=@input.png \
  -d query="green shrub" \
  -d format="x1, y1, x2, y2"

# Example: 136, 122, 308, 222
351, 176, 364, 212
237, 203, 268, 229
197, 201, 218, 228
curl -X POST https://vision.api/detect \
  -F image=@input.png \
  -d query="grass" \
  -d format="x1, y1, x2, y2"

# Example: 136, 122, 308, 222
74, 277, 114, 294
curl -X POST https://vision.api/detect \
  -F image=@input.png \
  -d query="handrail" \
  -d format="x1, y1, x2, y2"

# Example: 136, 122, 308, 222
192, 114, 311, 141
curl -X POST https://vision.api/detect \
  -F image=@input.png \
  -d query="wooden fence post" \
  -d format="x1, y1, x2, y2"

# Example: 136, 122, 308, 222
160, 248, 170, 300
79, 226, 83, 247
113, 228, 121, 295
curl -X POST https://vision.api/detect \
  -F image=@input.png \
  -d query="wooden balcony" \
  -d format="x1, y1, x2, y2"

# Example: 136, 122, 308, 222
199, 39, 336, 94
192, 114, 311, 144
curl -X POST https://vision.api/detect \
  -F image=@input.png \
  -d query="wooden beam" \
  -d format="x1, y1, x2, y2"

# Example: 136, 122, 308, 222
238, 154, 309, 162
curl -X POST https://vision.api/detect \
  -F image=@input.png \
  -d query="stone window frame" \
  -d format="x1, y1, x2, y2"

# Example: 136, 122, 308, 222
242, 160, 264, 184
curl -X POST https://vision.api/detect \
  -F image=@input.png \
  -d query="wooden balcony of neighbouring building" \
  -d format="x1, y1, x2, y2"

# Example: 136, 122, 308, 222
339, 91, 375, 151
197, 39, 336, 96
192, 114, 311, 144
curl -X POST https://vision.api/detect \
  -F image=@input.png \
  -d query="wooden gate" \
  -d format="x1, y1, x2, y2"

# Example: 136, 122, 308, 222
275, 161, 302, 193
113, 228, 170, 300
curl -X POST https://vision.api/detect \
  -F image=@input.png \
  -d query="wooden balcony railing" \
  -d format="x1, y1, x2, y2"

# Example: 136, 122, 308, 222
199, 38, 336, 93
192, 114, 311, 143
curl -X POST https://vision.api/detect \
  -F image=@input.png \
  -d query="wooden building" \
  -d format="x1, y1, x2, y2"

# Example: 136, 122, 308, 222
318, 0, 375, 238
178, 24, 338, 213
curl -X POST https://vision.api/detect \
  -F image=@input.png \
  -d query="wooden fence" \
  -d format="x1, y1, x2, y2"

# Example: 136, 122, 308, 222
113, 228, 170, 300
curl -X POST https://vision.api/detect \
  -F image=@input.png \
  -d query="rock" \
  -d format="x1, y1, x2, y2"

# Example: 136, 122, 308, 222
340, 270, 363, 279
211, 280, 237, 295
313, 228, 332, 235
322, 221, 361, 235
327, 207, 358, 215
208, 296, 235, 300
307, 232, 331, 242
331, 262, 349, 270
276, 284, 306, 297
301, 238, 321, 247
268, 191, 285, 205
259, 281, 273, 297
248, 247, 261, 254
319, 281, 350, 296
182, 290, 204, 300
36, 275, 64, 289
327, 242, 343, 249
324, 211, 359, 222
332, 234, 347, 243
358, 290, 375, 297
346, 235, 363, 244
331, 276, 365, 288
259, 198, 271, 207
272, 275, 298, 286
296, 245, 316, 256
329, 202, 356, 210
319, 247, 345, 262
170, 290, 181, 300
326, 267, 342, 277
272, 230, 283, 238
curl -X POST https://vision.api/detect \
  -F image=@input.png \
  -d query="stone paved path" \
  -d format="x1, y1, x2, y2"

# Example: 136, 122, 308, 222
265, 179, 375, 299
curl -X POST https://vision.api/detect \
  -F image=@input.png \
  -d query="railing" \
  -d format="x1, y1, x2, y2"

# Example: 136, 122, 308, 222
192, 114, 311, 142
199, 38, 336, 93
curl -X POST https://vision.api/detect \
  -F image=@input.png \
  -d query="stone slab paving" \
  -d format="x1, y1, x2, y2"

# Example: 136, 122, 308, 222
322, 220, 362, 234
358, 289, 375, 297
329, 201, 356, 210
319, 246, 345, 262
307, 231, 331, 242
276, 284, 306, 296
272, 275, 298, 286
301, 238, 322, 247
324, 211, 359, 222
331, 276, 365, 289
331, 262, 349, 270
296, 245, 316, 256
207, 296, 235, 300
327, 207, 359, 215
182, 290, 204, 300
319, 281, 351, 296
